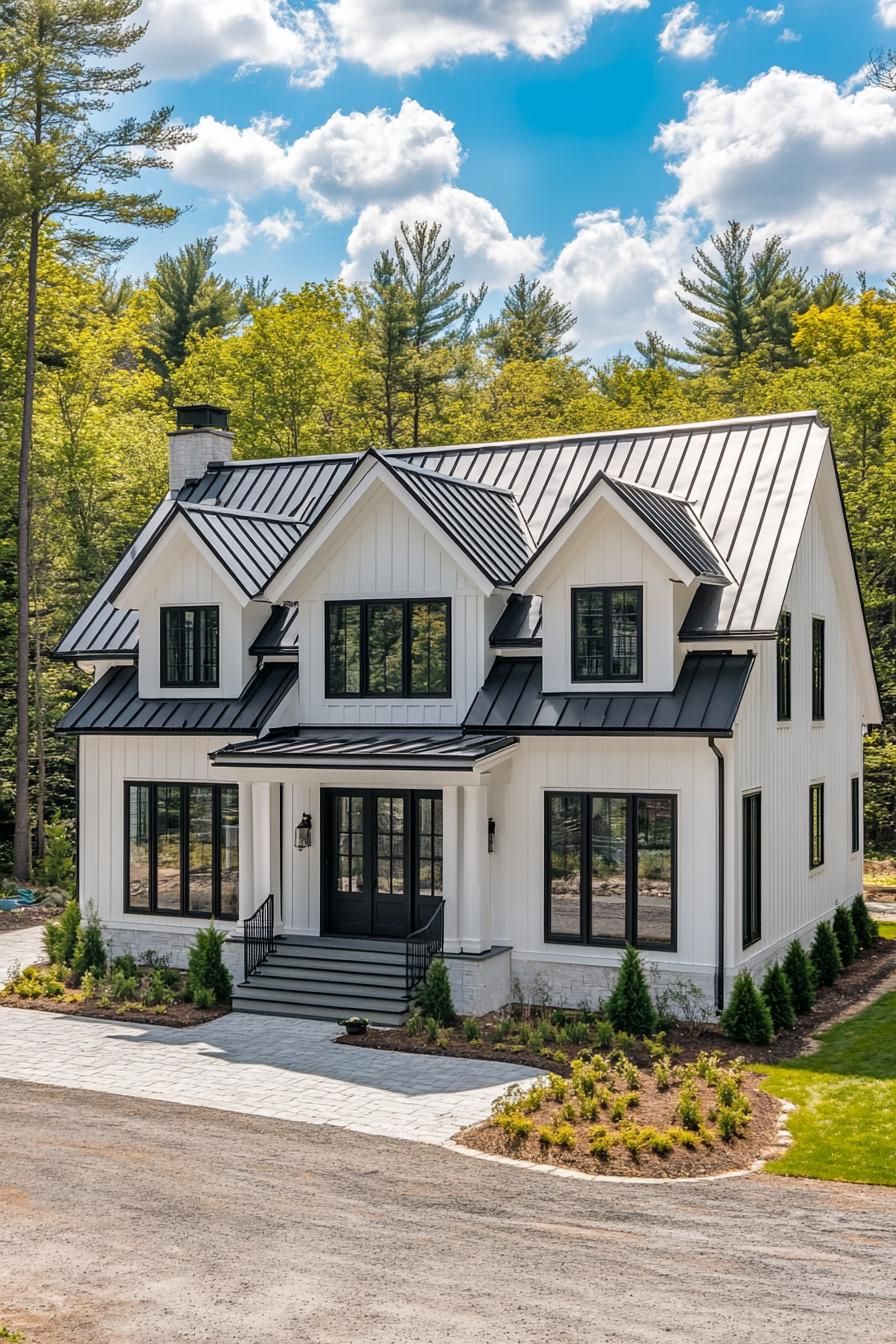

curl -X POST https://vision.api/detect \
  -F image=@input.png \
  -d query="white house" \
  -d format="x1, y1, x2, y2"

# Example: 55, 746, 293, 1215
55, 405, 880, 1023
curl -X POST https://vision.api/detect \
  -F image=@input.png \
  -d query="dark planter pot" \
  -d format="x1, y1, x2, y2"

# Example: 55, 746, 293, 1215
340, 1018, 368, 1035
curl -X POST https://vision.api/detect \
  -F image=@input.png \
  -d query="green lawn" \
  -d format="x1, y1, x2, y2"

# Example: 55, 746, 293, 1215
763, 991, 896, 1185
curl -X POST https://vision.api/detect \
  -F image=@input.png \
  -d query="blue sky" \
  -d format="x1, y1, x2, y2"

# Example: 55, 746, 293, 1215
125, 0, 895, 354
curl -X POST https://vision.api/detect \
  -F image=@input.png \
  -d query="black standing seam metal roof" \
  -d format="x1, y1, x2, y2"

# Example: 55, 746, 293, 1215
490, 593, 543, 646
249, 604, 299, 654
56, 663, 297, 735
463, 653, 754, 736
210, 729, 518, 768
55, 413, 828, 659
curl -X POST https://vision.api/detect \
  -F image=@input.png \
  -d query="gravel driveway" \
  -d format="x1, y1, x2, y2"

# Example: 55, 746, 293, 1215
1, 1082, 894, 1344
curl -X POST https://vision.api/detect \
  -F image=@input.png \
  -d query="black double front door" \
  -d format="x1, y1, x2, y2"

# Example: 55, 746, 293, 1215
322, 789, 443, 939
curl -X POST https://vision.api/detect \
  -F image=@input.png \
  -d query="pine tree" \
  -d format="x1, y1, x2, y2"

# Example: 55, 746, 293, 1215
761, 962, 796, 1033
810, 270, 853, 309
810, 920, 843, 987
749, 235, 809, 370
0, 0, 190, 879
605, 945, 658, 1037
414, 957, 456, 1025
850, 893, 878, 951
782, 939, 817, 1014
719, 970, 774, 1045
72, 906, 107, 982
676, 221, 755, 371
480, 274, 576, 364
357, 250, 414, 446
832, 904, 859, 967
187, 925, 233, 1004
146, 237, 239, 390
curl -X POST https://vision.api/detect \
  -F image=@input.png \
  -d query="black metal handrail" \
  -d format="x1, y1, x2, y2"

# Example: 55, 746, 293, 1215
244, 894, 275, 981
405, 899, 445, 996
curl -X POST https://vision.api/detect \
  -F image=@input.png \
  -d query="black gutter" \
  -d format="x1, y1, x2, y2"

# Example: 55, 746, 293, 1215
709, 737, 725, 1013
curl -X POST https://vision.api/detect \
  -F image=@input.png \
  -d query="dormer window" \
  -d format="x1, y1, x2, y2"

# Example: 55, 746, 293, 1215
572, 586, 642, 682
161, 606, 219, 688
326, 599, 450, 698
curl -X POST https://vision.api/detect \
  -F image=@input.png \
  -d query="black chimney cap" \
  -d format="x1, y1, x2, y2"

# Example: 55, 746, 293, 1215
174, 404, 230, 432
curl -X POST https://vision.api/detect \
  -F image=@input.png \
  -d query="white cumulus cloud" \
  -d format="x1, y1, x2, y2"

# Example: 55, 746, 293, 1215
216, 201, 301, 254
744, 4, 784, 23
659, 4, 726, 58
877, 0, 896, 26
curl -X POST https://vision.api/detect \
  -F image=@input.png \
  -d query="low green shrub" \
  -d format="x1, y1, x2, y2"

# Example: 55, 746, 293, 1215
187, 924, 232, 1004
605, 946, 658, 1037
588, 1125, 614, 1158
424, 1016, 441, 1041
720, 970, 774, 1045
142, 968, 175, 1008
832, 904, 859, 967
592, 1019, 615, 1049
547, 1073, 568, 1102
652, 1058, 672, 1091
810, 920, 843, 987
674, 1081, 703, 1132
537, 1121, 576, 1150
850, 893, 877, 951
667, 1126, 700, 1150
493, 1111, 532, 1141
463, 1016, 481, 1042
646, 1128, 674, 1156
716, 1101, 752, 1141
104, 969, 139, 1003
43, 899, 81, 968
761, 962, 796, 1033
413, 957, 456, 1025
405, 1011, 422, 1035
111, 953, 138, 979
71, 908, 107, 983
782, 939, 817, 1013
191, 986, 216, 1010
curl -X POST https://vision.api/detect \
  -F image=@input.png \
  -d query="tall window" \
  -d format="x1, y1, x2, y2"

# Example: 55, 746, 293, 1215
572, 587, 643, 682
809, 782, 825, 870
776, 610, 791, 721
545, 791, 675, 949
126, 782, 238, 918
326, 599, 450, 697
742, 792, 761, 948
851, 776, 861, 854
811, 617, 825, 721
161, 607, 219, 687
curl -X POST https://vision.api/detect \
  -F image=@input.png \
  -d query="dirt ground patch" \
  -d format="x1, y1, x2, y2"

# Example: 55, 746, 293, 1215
0, 993, 229, 1027
0, 903, 58, 934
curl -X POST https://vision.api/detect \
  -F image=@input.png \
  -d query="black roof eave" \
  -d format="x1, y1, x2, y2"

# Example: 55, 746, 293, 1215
462, 725, 734, 739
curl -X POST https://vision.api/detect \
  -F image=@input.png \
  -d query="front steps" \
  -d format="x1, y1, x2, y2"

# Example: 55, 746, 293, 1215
231, 935, 412, 1026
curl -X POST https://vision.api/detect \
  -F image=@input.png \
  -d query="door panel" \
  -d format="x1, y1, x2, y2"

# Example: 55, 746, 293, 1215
326, 792, 368, 935
372, 793, 409, 938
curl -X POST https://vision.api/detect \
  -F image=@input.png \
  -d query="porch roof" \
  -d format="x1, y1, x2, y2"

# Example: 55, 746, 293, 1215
209, 728, 518, 770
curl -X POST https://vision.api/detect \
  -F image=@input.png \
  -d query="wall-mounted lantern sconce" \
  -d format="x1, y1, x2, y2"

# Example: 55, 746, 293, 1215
488, 817, 496, 853
294, 812, 313, 850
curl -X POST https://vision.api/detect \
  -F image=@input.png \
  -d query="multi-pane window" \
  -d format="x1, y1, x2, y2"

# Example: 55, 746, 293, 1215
572, 587, 643, 682
811, 617, 825, 721
161, 607, 219, 687
809, 782, 825, 870
776, 610, 791, 721
742, 792, 761, 948
325, 599, 450, 697
545, 791, 675, 949
126, 782, 238, 918
851, 776, 861, 854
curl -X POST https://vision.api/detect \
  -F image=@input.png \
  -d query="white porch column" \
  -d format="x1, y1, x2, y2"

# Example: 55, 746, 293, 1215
442, 785, 461, 954
237, 781, 256, 923
252, 782, 273, 903
460, 782, 491, 954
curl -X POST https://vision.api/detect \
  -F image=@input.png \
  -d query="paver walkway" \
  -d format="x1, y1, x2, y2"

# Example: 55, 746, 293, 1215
0, 927, 536, 1145
0, 923, 44, 981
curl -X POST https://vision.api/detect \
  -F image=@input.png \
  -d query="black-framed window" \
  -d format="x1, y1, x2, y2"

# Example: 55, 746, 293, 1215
325, 599, 450, 697
776, 610, 791, 721
811, 617, 825, 721
161, 606, 219, 687
742, 792, 761, 948
545, 791, 675, 950
851, 776, 861, 854
126, 782, 238, 919
572, 586, 643, 682
809, 782, 825, 870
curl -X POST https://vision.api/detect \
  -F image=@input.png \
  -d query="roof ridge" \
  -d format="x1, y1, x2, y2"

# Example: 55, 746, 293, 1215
178, 501, 305, 526
383, 454, 518, 498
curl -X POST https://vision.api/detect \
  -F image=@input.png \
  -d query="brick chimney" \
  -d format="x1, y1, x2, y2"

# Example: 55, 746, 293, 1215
169, 405, 234, 493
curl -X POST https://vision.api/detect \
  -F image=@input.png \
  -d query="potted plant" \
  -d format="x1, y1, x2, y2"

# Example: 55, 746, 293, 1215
338, 1015, 369, 1035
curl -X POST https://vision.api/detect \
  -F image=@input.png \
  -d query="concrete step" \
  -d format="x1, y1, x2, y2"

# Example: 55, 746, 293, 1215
266, 949, 407, 977
279, 935, 406, 955
254, 964, 409, 992
231, 984, 408, 1026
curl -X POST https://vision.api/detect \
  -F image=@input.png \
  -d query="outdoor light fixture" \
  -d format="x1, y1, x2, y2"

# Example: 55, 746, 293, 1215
294, 813, 312, 849
488, 817, 496, 853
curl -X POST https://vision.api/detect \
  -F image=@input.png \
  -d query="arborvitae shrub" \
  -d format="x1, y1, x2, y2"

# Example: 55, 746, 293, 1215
850, 894, 877, 951
187, 925, 233, 1004
72, 907, 107, 983
810, 920, 843, 987
605, 945, 658, 1037
760, 962, 795, 1033
719, 970, 773, 1045
782, 939, 817, 1014
43, 898, 81, 967
414, 957, 456, 1024
832, 904, 859, 967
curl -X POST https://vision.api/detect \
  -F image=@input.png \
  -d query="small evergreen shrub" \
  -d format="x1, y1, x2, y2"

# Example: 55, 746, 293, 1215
850, 893, 877, 951
719, 969, 773, 1045
72, 908, 107, 983
142, 968, 175, 1008
674, 1081, 703, 1132
105, 969, 139, 1002
832, 904, 859, 967
413, 957, 456, 1025
405, 1011, 422, 1035
592, 1019, 615, 1049
111, 953, 139, 979
191, 986, 215, 1010
43, 899, 81, 968
187, 924, 233, 1004
493, 1111, 532, 1142
463, 1016, 481, 1042
810, 920, 843, 987
760, 962, 796, 1033
605, 945, 658, 1037
588, 1125, 614, 1158
537, 1121, 576, 1150
34, 816, 75, 891
782, 939, 817, 1014
653, 1058, 672, 1091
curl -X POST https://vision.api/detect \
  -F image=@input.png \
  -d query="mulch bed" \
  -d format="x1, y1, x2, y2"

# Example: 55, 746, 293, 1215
337, 936, 896, 1073
0, 995, 230, 1028
0, 904, 59, 934
455, 1075, 781, 1180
